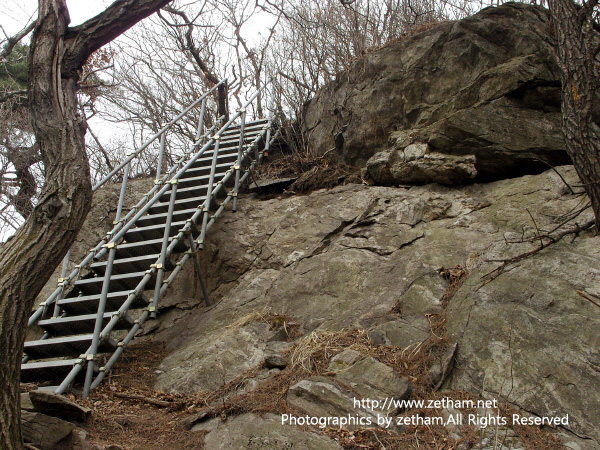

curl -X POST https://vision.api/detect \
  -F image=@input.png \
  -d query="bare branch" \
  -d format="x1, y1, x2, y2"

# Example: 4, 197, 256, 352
62, 0, 174, 76
0, 21, 35, 61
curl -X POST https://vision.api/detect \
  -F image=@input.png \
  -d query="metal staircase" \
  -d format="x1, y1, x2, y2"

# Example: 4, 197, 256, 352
20, 81, 279, 397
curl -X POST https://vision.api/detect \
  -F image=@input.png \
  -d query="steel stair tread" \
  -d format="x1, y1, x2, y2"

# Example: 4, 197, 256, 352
90, 254, 174, 275
179, 161, 237, 179
21, 359, 83, 383
58, 291, 148, 315
135, 208, 199, 228
24, 334, 118, 359
221, 121, 269, 137
38, 312, 134, 336
158, 183, 211, 202
147, 194, 208, 214
124, 220, 190, 242
72, 271, 149, 295
115, 237, 187, 258
191, 152, 238, 167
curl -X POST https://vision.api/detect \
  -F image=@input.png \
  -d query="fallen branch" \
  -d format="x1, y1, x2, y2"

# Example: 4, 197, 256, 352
479, 218, 595, 289
113, 392, 176, 408
577, 290, 600, 309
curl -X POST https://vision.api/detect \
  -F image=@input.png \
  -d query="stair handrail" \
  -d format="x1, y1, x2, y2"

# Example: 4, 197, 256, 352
61, 118, 279, 396
85, 124, 281, 393
27, 80, 228, 328
24, 80, 275, 396
92, 79, 227, 192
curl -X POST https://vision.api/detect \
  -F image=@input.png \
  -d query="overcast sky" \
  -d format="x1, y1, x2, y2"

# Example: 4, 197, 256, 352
1, 0, 114, 35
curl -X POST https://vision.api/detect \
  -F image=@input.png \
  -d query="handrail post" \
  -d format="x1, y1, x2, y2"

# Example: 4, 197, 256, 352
232, 109, 247, 212
197, 98, 206, 146
52, 249, 71, 317
198, 135, 221, 249
82, 161, 130, 399
82, 245, 115, 399
150, 180, 179, 318
156, 132, 166, 182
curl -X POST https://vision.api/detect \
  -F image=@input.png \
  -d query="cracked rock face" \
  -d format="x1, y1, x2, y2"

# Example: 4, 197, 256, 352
198, 413, 342, 449
152, 166, 599, 448
302, 3, 574, 181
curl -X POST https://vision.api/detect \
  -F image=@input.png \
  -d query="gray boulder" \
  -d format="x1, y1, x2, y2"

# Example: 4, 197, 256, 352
152, 165, 598, 448
29, 390, 91, 423
446, 236, 600, 444
200, 413, 342, 449
21, 411, 75, 450
302, 3, 573, 183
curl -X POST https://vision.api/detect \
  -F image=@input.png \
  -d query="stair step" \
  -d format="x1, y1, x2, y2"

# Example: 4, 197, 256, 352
21, 359, 83, 383
57, 291, 148, 315
90, 254, 174, 275
179, 161, 237, 181
124, 221, 189, 242
221, 121, 269, 138
24, 334, 117, 359
115, 237, 187, 259
38, 312, 133, 336
159, 184, 210, 202
135, 208, 198, 228
190, 152, 238, 169
72, 272, 149, 296
147, 194, 208, 215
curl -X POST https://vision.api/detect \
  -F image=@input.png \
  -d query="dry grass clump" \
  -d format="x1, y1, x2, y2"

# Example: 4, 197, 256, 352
252, 149, 362, 195
289, 328, 371, 372
224, 309, 302, 340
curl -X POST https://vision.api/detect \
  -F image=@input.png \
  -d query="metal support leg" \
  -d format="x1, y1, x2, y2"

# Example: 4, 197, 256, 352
82, 162, 130, 399
187, 234, 209, 306
199, 136, 221, 249
82, 246, 116, 399
151, 181, 179, 318
233, 110, 246, 212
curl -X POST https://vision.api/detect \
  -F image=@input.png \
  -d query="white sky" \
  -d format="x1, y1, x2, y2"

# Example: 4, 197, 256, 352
0, 1, 114, 34
0, 0, 275, 239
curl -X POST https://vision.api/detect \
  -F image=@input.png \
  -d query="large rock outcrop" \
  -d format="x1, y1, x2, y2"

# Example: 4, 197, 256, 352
151, 165, 599, 448
302, 3, 572, 184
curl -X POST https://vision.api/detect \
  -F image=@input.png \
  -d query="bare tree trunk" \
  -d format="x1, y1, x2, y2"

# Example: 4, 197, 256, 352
0, 1, 172, 448
549, 0, 600, 229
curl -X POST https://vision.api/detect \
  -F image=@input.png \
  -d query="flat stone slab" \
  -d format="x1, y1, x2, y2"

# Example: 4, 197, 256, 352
328, 350, 412, 415
21, 411, 75, 450
29, 390, 91, 423
287, 376, 381, 430
200, 413, 341, 449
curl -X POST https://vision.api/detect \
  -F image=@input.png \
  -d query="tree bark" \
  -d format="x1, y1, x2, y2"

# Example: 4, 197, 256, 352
549, 0, 600, 230
0, 1, 172, 448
